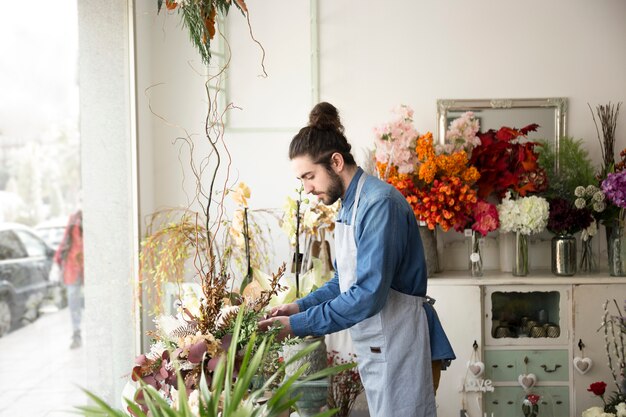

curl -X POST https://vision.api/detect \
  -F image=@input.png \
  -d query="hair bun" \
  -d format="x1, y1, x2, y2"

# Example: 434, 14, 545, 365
308, 102, 344, 133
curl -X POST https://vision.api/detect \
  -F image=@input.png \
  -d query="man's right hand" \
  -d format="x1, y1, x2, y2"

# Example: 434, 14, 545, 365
267, 302, 300, 318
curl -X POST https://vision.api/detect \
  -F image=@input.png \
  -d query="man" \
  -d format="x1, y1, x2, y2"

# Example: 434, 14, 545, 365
259, 102, 447, 417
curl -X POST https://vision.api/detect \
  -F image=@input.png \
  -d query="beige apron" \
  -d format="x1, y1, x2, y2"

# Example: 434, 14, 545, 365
335, 173, 436, 417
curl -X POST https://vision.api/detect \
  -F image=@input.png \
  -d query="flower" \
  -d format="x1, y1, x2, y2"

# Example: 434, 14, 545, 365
582, 406, 613, 417
602, 171, 626, 210
412, 132, 480, 231
439, 111, 481, 154
373, 105, 420, 174
497, 192, 549, 235
469, 123, 547, 200
230, 181, 251, 207
469, 200, 499, 236
547, 197, 593, 236
522, 393, 540, 417
590, 381, 609, 397
327, 351, 364, 417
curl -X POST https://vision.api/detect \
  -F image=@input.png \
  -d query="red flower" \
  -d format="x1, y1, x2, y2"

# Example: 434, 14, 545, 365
587, 381, 607, 396
526, 394, 541, 405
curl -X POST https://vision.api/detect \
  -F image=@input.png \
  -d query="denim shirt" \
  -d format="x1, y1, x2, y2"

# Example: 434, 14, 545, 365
289, 168, 429, 337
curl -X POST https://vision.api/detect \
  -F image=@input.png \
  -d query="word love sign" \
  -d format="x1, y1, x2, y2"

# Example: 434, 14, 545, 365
464, 378, 495, 392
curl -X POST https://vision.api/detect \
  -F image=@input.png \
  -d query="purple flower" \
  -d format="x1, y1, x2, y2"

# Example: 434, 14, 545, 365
547, 198, 593, 235
602, 171, 626, 209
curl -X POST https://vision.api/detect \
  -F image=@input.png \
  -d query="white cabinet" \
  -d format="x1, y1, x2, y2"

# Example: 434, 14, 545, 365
572, 284, 626, 416
429, 274, 626, 417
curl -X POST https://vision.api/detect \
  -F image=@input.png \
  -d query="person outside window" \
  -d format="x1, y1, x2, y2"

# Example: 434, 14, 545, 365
54, 209, 84, 349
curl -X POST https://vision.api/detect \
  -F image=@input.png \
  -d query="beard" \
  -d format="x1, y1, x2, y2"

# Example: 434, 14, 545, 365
320, 169, 344, 205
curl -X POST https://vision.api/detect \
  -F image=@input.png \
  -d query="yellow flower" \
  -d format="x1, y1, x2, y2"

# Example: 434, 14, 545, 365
231, 182, 251, 207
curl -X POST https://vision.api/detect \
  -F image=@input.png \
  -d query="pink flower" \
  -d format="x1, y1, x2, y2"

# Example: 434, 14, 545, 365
471, 200, 499, 236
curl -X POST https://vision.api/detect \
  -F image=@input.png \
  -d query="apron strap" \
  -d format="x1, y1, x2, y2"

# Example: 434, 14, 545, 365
350, 173, 368, 226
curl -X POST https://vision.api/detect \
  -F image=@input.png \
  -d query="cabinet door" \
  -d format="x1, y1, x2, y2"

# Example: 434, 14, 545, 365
572, 284, 626, 417
427, 285, 482, 417
484, 386, 569, 417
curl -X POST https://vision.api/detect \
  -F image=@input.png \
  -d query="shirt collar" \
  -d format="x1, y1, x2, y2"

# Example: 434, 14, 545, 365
340, 167, 364, 215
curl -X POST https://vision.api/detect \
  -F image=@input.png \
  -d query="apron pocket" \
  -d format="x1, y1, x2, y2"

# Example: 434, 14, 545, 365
350, 313, 384, 342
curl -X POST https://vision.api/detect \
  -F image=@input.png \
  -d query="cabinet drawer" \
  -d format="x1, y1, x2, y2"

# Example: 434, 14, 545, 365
485, 350, 569, 382
485, 386, 569, 417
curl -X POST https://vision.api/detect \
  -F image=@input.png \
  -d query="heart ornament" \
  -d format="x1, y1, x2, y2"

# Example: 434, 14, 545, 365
518, 373, 537, 390
467, 361, 485, 378
573, 356, 593, 375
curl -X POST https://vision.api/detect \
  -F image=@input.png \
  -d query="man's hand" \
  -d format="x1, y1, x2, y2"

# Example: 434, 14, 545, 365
267, 302, 300, 318
257, 316, 294, 341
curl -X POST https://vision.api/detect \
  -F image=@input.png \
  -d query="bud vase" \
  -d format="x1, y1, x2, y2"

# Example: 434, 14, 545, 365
513, 231, 529, 277
579, 236, 596, 273
419, 223, 439, 277
467, 230, 483, 277
551, 234, 576, 276
608, 220, 626, 277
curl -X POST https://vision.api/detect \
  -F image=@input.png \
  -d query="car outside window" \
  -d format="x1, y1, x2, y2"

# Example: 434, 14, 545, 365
0, 230, 28, 260
14, 230, 48, 258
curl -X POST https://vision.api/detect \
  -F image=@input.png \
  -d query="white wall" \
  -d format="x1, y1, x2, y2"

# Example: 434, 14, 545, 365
137, 0, 626, 230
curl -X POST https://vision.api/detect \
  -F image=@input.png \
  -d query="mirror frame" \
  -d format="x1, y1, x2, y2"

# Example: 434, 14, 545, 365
436, 97, 568, 172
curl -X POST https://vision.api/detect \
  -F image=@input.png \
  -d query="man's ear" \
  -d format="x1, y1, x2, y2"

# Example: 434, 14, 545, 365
330, 152, 344, 172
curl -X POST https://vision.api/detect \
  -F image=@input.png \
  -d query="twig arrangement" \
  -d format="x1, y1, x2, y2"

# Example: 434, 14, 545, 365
590, 102, 622, 177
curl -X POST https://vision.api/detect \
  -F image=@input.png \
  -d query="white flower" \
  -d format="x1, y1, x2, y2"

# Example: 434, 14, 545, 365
497, 193, 549, 235
594, 201, 606, 212
146, 340, 167, 360
583, 220, 598, 241
616, 402, 626, 417
593, 191, 606, 202
586, 184, 599, 196
575, 186, 587, 197
575, 198, 587, 209
582, 406, 610, 417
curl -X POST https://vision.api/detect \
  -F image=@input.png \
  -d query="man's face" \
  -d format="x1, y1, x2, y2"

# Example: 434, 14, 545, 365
291, 155, 344, 205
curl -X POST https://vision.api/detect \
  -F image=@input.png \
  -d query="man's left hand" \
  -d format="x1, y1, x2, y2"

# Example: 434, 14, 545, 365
258, 316, 294, 341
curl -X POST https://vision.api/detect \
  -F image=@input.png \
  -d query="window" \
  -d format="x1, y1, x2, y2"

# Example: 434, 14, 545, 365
0, 230, 27, 260
14, 230, 48, 258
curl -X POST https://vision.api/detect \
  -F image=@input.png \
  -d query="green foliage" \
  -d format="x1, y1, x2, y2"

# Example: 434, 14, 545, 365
537, 136, 597, 201
76, 309, 354, 417
156, 1, 246, 67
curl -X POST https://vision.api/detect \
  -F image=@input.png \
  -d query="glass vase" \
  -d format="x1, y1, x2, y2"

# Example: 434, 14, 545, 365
551, 234, 576, 276
579, 236, 596, 273
608, 220, 626, 277
467, 230, 483, 277
513, 231, 529, 277
419, 222, 439, 277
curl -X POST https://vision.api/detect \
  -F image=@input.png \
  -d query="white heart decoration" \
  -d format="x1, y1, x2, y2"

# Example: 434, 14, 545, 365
518, 373, 537, 390
573, 356, 593, 375
467, 361, 485, 378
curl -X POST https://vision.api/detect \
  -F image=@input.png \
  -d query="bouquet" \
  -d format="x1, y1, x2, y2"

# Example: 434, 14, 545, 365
412, 132, 480, 231
469, 124, 548, 200
497, 192, 549, 236
575, 185, 607, 241
327, 351, 364, 417
460, 199, 499, 237
602, 171, 626, 218
547, 197, 593, 236
374, 107, 480, 231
